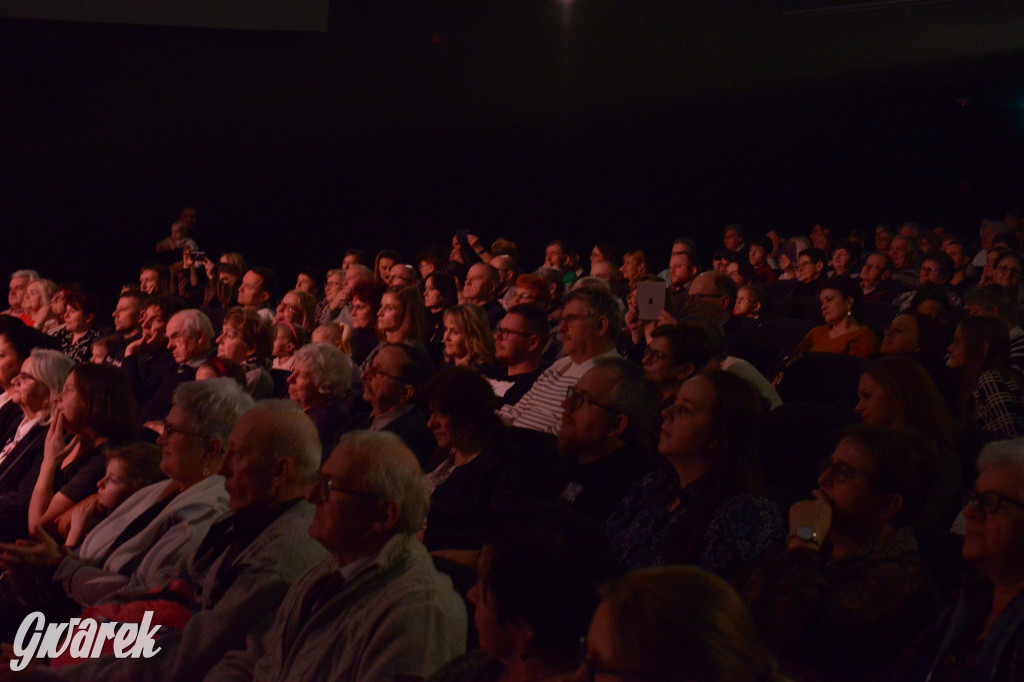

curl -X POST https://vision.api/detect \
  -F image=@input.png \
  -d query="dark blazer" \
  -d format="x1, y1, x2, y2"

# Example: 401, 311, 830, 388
344, 406, 436, 468
0, 421, 47, 541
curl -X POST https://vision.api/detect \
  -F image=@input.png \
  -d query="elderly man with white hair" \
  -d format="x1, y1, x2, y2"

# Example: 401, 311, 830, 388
287, 342, 353, 462
206, 430, 466, 682
3, 269, 39, 317
22, 400, 330, 682
131, 308, 216, 424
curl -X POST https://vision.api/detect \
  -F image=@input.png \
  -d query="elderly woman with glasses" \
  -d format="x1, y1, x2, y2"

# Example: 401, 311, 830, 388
605, 370, 783, 581
899, 438, 1024, 682
0, 349, 75, 541
0, 378, 253, 609
746, 425, 938, 681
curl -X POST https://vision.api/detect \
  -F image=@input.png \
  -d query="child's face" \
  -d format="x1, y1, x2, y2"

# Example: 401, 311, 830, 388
273, 329, 295, 358
97, 458, 135, 510
90, 343, 109, 365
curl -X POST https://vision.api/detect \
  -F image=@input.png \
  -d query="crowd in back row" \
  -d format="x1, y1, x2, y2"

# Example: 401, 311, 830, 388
0, 207, 1021, 681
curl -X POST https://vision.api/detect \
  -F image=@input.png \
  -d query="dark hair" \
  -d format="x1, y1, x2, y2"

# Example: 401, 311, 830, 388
954, 316, 1019, 425
200, 357, 248, 387
859, 356, 958, 452
504, 304, 550, 341
222, 307, 273, 360
0, 319, 53, 362
104, 442, 163, 493
344, 248, 368, 264
249, 266, 279, 303
964, 284, 1019, 327
833, 240, 863, 267
820, 276, 864, 317
374, 249, 401, 283
836, 424, 935, 526
380, 285, 425, 342
481, 504, 619, 668
71, 364, 138, 441
147, 294, 188, 320
296, 266, 323, 292
349, 280, 388, 312
600, 566, 784, 682
63, 291, 103, 322
801, 247, 828, 266
657, 319, 717, 369
921, 252, 954, 283
421, 367, 501, 444
593, 242, 618, 264
425, 272, 459, 310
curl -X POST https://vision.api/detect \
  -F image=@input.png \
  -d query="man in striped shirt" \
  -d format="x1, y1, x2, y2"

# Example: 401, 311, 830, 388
498, 286, 621, 434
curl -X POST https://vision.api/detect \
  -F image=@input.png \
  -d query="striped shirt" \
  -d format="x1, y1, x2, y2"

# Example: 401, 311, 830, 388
498, 349, 619, 434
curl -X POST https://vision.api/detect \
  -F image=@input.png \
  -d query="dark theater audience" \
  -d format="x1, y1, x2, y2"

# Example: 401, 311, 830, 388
4, 209, 1024, 681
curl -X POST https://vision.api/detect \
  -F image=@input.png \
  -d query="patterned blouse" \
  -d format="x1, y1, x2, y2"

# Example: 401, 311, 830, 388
605, 469, 784, 580
53, 327, 99, 364
971, 369, 1024, 438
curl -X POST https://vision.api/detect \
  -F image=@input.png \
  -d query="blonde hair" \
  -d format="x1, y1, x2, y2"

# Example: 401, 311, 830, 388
443, 304, 495, 367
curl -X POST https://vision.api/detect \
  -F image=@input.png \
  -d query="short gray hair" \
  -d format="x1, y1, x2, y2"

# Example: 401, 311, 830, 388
29, 349, 74, 426
336, 430, 428, 535
565, 286, 623, 340
170, 308, 215, 343
594, 356, 661, 450
10, 270, 39, 282
977, 438, 1024, 499
346, 264, 374, 282
293, 343, 352, 398
173, 377, 256, 442
245, 400, 321, 486
571, 276, 612, 295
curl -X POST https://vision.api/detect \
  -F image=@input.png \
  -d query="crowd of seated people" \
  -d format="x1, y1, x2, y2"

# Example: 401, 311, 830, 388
0, 210, 1024, 680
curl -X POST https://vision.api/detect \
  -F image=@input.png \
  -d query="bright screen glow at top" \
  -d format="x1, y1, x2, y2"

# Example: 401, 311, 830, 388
0, 0, 328, 32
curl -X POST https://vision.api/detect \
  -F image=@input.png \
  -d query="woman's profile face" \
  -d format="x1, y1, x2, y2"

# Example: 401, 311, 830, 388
947, 326, 968, 369
819, 289, 851, 326
216, 321, 253, 364
855, 374, 901, 428
22, 283, 43, 314
573, 599, 631, 681
64, 305, 93, 334
0, 336, 23, 389
880, 314, 919, 355
10, 356, 50, 413
55, 370, 88, 432
423, 277, 443, 309
443, 316, 468, 362
376, 293, 402, 333
350, 298, 374, 329
658, 375, 716, 461
426, 409, 455, 450
276, 292, 304, 326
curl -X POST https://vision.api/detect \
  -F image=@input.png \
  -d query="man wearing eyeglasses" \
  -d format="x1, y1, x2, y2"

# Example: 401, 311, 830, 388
346, 343, 436, 466
499, 288, 621, 435
553, 357, 661, 525
488, 306, 549, 407
41, 400, 330, 682
207, 430, 466, 682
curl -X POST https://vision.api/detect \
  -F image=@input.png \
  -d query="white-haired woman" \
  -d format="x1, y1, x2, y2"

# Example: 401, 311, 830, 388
900, 439, 1024, 681
287, 343, 353, 463
0, 349, 75, 540
21, 279, 60, 333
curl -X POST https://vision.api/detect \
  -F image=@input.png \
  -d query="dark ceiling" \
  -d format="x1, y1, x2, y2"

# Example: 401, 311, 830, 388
2, 1, 1024, 291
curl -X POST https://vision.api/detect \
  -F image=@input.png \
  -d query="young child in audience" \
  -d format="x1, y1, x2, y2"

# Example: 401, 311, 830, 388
272, 322, 306, 372
90, 335, 118, 364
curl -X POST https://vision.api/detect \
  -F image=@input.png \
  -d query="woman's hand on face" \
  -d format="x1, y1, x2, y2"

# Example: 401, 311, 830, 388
43, 413, 74, 464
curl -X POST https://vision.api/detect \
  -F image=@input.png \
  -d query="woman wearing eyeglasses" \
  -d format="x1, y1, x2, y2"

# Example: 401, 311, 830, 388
0, 349, 74, 541
605, 370, 783, 582
745, 425, 937, 681
898, 438, 1024, 682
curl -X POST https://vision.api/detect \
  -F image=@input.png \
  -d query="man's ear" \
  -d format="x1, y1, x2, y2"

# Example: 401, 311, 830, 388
675, 362, 696, 382
607, 413, 628, 440
372, 499, 401, 535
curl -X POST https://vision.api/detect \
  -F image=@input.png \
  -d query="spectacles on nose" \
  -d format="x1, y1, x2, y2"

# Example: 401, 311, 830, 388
565, 386, 619, 415
363, 365, 407, 384
964, 489, 1024, 514
642, 349, 670, 363
311, 472, 381, 503
818, 460, 870, 485
494, 327, 533, 339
